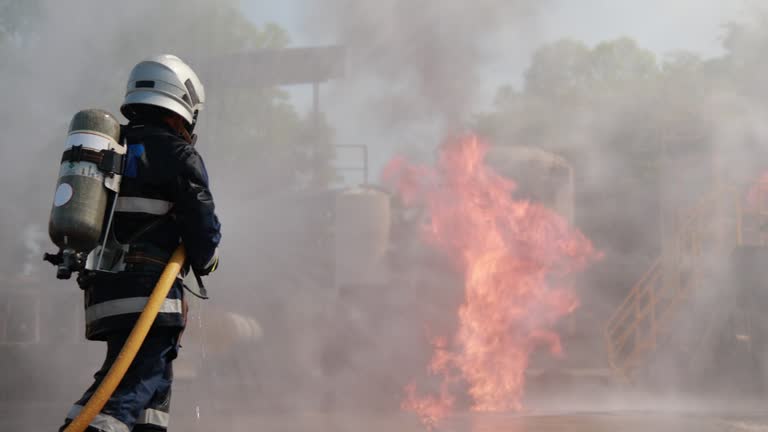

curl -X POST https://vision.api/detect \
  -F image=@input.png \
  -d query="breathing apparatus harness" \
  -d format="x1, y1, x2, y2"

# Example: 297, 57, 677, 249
44, 111, 208, 299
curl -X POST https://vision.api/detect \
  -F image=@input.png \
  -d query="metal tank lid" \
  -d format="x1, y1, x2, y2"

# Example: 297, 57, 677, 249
338, 184, 392, 195
486, 145, 571, 169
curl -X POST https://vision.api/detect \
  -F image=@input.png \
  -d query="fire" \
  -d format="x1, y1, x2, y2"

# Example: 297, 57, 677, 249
746, 172, 768, 211
385, 135, 599, 429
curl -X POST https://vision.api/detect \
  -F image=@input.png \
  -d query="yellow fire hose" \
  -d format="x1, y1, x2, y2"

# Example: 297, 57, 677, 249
65, 245, 186, 432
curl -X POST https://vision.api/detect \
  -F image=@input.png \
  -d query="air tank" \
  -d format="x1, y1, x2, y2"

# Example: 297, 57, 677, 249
48, 109, 122, 253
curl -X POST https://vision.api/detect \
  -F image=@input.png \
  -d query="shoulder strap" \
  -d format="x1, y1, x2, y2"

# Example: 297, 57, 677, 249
62, 145, 124, 175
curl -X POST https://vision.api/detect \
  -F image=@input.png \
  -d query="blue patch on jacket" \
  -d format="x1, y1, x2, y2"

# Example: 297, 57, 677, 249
125, 144, 145, 178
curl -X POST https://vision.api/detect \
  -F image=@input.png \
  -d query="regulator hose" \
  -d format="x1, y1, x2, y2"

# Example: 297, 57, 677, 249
64, 245, 186, 432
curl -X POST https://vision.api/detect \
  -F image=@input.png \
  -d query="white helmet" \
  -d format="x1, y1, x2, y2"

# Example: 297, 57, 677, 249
121, 54, 205, 128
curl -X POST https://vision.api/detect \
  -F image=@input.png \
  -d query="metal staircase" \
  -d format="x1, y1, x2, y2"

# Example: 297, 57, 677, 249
605, 186, 741, 380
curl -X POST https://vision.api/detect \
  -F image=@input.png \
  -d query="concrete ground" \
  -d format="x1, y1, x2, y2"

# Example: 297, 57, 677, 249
173, 411, 768, 432
7, 388, 768, 432
5, 402, 768, 431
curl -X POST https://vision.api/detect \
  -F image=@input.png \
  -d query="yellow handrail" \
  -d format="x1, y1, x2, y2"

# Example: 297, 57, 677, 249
605, 186, 737, 380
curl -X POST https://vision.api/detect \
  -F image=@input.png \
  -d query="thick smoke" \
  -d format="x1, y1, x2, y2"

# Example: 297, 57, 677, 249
304, 0, 768, 421
306, 0, 549, 163
4, 0, 768, 430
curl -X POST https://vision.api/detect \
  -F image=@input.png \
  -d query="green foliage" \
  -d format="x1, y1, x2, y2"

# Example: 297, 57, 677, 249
475, 18, 768, 293
477, 36, 713, 176
590, 38, 658, 84
523, 37, 658, 99
475, 36, 721, 270
524, 39, 591, 97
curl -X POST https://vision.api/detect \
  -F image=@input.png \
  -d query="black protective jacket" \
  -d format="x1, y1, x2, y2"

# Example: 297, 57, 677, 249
83, 121, 222, 340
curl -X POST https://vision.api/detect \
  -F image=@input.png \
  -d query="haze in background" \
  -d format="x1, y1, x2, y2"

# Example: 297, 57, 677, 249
246, 0, 749, 175
2, 1, 768, 430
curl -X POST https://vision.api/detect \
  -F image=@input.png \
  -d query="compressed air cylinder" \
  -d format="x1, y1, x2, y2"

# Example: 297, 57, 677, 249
334, 187, 391, 289
49, 109, 122, 252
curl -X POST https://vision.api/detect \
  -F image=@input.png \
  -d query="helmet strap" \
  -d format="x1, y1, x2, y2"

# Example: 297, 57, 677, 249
187, 110, 199, 135
161, 115, 194, 145
177, 125, 193, 144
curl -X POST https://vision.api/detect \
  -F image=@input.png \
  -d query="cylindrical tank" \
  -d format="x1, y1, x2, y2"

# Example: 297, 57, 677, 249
48, 109, 122, 252
174, 309, 264, 380
193, 310, 263, 351
334, 187, 391, 289
485, 146, 575, 223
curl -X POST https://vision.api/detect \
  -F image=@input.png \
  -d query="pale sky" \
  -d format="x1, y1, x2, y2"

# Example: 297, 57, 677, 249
242, 1, 749, 55
540, 0, 748, 57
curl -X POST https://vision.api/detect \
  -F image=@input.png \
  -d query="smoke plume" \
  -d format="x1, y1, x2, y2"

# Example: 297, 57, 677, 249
306, 0, 549, 163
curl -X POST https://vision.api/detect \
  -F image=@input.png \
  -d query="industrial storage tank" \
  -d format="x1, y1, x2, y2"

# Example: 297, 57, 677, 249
334, 187, 392, 290
175, 308, 264, 380
485, 146, 575, 223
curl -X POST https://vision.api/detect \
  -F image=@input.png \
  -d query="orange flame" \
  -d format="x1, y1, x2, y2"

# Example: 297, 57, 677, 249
385, 135, 599, 429
746, 173, 768, 211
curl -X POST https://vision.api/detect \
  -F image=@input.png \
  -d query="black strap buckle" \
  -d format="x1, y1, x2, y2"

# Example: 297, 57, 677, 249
69, 145, 84, 162
62, 146, 123, 175
98, 150, 124, 175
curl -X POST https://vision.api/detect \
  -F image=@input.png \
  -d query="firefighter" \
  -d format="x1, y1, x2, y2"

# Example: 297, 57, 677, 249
59, 54, 222, 432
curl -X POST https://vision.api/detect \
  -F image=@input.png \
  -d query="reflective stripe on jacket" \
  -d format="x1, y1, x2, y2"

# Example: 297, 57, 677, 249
82, 121, 221, 340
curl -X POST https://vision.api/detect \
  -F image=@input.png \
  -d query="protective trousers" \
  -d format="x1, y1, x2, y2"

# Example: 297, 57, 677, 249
59, 329, 180, 432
